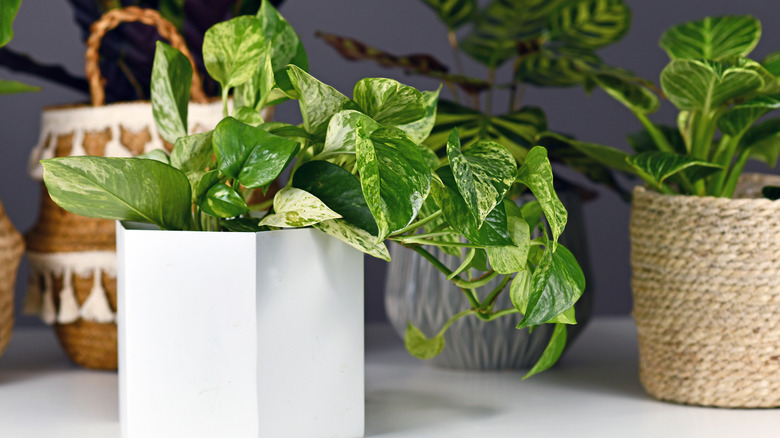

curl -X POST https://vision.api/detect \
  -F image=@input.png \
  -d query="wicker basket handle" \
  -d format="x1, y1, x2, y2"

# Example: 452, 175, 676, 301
85, 6, 208, 106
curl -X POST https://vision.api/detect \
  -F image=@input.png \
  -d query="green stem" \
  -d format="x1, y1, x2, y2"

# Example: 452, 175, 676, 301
222, 86, 231, 118
708, 134, 741, 196
634, 112, 674, 153
721, 148, 750, 198
436, 309, 474, 337
399, 237, 484, 248
481, 274, 512, 311
390, 210, 443, 236
484, 308, 520, 321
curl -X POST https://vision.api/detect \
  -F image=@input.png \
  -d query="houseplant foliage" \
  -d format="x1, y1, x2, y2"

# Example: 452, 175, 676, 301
0, 0, 38, 93
318, 0, 635, 196
563, 15, 780, 197
40, 0, 584, 378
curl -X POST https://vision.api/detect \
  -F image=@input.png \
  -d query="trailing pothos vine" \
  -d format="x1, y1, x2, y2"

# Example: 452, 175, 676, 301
40, 0, 584, 377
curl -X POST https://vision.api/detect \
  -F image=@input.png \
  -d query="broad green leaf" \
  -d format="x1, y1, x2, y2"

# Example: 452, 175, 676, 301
718, 94, 780, 136
314, 219, 390, 261
741, 118, 780, 167
0, 78, 39, 94
287, 65, 354, 137
421, 0, 476, 29
0, 0, 20, 47
404, 323, 445, 360
548, 306, 577, 324
517, 245, 584, 329
627, 151, 723, 189
257, 122, 311, 142
397, 87, 441, 144
213, 117, 300, 188
660, 59, 764, 113
170, 131, 213, 173
485, 200, 530, 274
659, 15, 761, 61
514, 45, 602, 87
137, 149, 170, 164
523, 323, 567, 379
203, 16, 265, 89
511, 245, 552, 317
548, 0, 631, 50
721, 56, 780, 96
187, 169, 220, 203
590, 69, 659, 114
42, 157, 191, 230
763, 186, 780, 201
431, 166, 513, 246
321, 110, 380, 156
353, 78, 427, 126
151, 42, 192, 144
626, 125, 687, 155
447, 130, 517, 226
257, 0, 308, 92
259, 187, 341, 228
517, 146, 567, 247
292, 160, 378, 234
219, 217, 264, 232
461, 0, 567, 67
761, 51, 780, 77
199, 183, 249, 218
233, 106, 266, 126
355, 125, 432, 241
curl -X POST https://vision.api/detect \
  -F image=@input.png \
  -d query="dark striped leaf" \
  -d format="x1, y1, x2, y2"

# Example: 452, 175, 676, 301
718, 94, 780, 136
741, 118, 780, 167
548, 0, 631, 50
761, 51, 780, 77
626, 125, 686, 154
421, 0, 477, 30
660, 59, 764, 112
515, 45, 602, 87
590, 68, 659, 114
659, 15, 761, 61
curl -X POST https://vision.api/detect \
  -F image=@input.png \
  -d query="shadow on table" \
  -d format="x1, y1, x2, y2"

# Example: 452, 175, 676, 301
366, 388, 499, 436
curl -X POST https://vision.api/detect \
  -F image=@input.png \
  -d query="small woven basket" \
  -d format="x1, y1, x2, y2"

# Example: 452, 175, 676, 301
630, 173, 780, 408
25, 7, 220, 370
0, 199, 24, 357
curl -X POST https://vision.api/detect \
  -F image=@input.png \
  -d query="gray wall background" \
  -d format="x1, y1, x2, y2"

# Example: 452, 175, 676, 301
2, 0, 779, 327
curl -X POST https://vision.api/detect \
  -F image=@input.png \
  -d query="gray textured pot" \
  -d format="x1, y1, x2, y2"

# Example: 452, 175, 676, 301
384, 186, 594, 370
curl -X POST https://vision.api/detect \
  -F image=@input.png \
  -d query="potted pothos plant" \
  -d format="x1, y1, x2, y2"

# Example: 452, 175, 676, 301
40, 1, 585, 436
554, 15, 780, 408
318, 0, 632, 369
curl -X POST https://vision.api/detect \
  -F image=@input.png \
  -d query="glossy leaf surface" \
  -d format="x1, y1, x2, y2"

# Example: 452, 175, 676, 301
151, 42, 192, 144
171, 131, 213, 174
259, 187, 341, 227
203, 16, 265, 89
314, 219, 390, 261
397, 87, 441, 144
516, 147, 567, 246
353, 78, 427, 126
199, 183, 249, 218
485, 200, 530, 274
287, 65, 355, 137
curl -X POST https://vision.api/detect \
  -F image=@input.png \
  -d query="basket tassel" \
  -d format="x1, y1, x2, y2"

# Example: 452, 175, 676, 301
23, 273, 42, 315
80, 267, 114, 323
40, 272, 57, 325
57, 268, 80, 324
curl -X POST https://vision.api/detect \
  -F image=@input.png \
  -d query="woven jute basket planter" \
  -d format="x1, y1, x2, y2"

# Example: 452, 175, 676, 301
0, 199, 24, 358
630, 173, 780, 408
24, 7, 221, 370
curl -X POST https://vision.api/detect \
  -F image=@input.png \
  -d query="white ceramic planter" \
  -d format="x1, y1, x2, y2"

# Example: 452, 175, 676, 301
116, 223, 364, 438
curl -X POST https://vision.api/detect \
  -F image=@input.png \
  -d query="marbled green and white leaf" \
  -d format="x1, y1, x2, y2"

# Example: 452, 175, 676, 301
151, 41, 191, 144
355, 124, 432, 241
203, 16, 265, 89
660, 59, 764, 112
547, 0, 631, 50
287, 65, 355, 137
485, 200, 530, 274
659, 15, 761, 61
170, 131, 213, 173
136, 149, 170, 164
314, 218, 390, 261
516, 146, 567, 247
186, 169, 220, 203
259, 187, 341, 228
42, 157, 191, 230
322, 110, 380, 156
447, 130, 517, 226
397, 87, 441, 144
353, 78, 427, 126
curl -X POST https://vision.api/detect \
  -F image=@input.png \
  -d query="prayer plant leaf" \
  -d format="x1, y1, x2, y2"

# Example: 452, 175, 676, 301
151, 42, 192, 144
761, 51, 780, 78
292, 160, 378, 235
517, 146, 567, 247
523, 323, 567, 379
397, 87, 441, 144
170, 131, 213, 174
314, 219, 391, 261
203, 16, 266, 89
741, 118, 780, 167
287, 65, 355, 137
259, 187, 342, 228
420, 0, 476, 30
200, 183, 250, 218
627, 151, 723, 189
213, 117, 300, 189
659, 15, 761, 61
353, 78, 427, 126
514, 45, 602, 88
355, 124, 432, 241
404, 323, 445, 360
660, 59, 764, 113
431, 166, 513, 246
516, 245, 585, 329
718, 94, 780, 136
485, 200, 531, 274
590, 69, 659, 114
626, 125, 687, 155
42, 157, 191, 230
547, 0, 631, 50
447, 129, 517, 226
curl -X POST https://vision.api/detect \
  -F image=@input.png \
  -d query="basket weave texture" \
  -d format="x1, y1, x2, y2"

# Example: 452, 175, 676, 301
630, 174, 780, 408
0, 199, 24, 357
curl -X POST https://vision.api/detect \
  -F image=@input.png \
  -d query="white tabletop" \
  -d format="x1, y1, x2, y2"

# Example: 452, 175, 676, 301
0, 317, 777, 438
